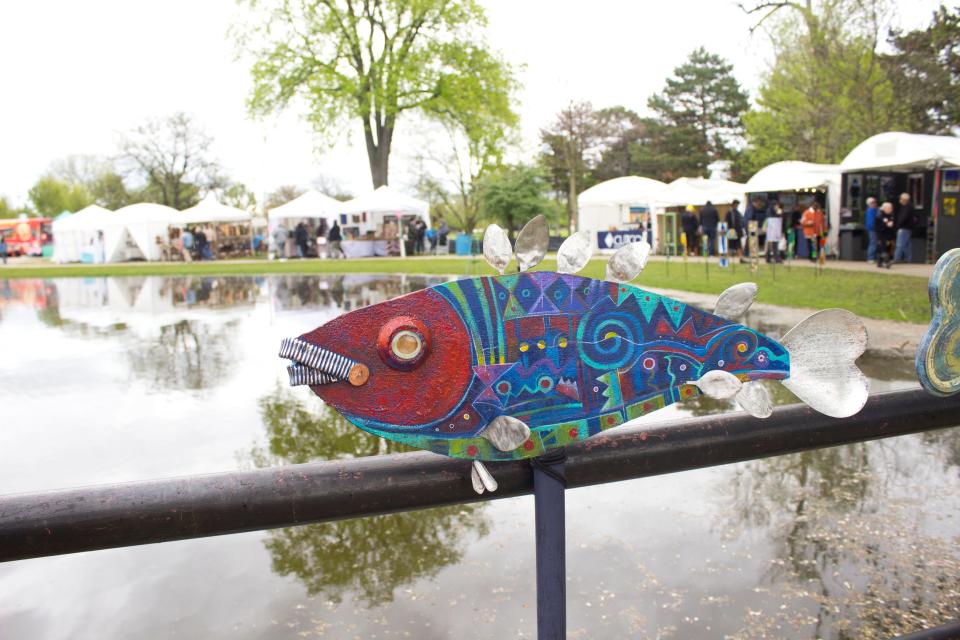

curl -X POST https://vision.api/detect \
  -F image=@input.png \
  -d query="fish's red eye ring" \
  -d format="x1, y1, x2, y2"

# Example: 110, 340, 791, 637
378, 316, 431, 370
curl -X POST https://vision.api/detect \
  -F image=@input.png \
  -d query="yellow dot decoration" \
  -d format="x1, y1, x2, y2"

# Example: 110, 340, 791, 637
558, 337, 568, 348
737, 343, 747, 353
604, 331, 618, 340
463, 413, 470, 421
537, 340, 546, 350
519, 343, 529, 352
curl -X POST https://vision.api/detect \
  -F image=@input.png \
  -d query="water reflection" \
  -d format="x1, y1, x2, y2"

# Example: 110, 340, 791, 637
252, 387, 490, 605
720, 436, 960, 638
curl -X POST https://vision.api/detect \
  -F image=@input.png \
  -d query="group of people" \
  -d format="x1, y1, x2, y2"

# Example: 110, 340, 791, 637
272, 219, 344, 260
406, 216, 449, 255
863, 193, 917, 269
680, 197, 829, 263
177, 226, 213, 261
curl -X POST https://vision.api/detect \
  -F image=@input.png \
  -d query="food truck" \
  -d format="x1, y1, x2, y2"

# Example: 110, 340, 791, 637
0, 216, 53, 257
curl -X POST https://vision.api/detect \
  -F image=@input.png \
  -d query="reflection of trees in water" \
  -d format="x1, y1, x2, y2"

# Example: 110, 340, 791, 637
269, 274, 449, 312
720, 436, 960, 638
126, 319, 238, 390
252, 387, 490, 605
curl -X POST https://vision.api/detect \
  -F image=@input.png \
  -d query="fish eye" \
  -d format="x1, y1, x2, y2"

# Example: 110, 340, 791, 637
378, 317, 430, 369
391, 330, 422, 361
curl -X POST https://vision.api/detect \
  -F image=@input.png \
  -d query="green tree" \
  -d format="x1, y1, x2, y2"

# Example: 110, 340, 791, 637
27, 176, 93, 216
88, 172, 134, 209
739, 0, 904, 175
0, 196, 27, 219
263, 185, 305, 211
50, 155, 135, 209
883, 6, 960, 134
477, 164, 558, 236
588, 106, 650, 185
217, 182, 258, 211
645, 47, 749, 176
120, 112, 221, 209
540, 101, 605, 233
239, 0, 518, 188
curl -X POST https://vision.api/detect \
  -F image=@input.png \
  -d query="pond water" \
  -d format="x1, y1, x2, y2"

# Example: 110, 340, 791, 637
0, 274, 957, 639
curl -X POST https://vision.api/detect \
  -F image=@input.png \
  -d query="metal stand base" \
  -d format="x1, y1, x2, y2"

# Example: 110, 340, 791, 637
532, 448, 567, 640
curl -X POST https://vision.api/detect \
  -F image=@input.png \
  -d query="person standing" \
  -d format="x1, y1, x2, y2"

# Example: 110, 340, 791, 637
876, 201, 896, 269
180, 227, 194, 262
273, 223, 289, 260
415, 218, 426, 255
437, 217, 449, 248
195, 227, 208, 260
0, 233, 7, 264
699, 200, 719, 256
681, 205, 699, 256
727, 199, 744, 258
327, 220, 343, 259
864, 197, 878, 262
801, 201, 826, 262
894, 192, 914, 263
295, 221, 309, 258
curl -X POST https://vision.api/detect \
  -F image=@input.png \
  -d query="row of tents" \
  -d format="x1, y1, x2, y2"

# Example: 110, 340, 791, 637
578, 131, 960, 259
53, 185, 430, 263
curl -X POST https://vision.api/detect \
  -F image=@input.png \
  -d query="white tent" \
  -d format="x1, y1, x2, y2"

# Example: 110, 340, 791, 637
340, 185, 430, 230
268, 190, 342, 222
178, 194, 251, 224
745, 161, 842, 252
52, 204, 125, 263
577, 176, 668, 231
657, 177, 746, 207
115, 203, 179, 261
840, 132, 960, 172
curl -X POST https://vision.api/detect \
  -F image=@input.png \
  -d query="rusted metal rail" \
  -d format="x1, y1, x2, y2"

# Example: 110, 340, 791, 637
1, 387, 958, 563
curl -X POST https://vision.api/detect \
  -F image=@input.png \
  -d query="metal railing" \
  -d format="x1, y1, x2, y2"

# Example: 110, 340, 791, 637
2, 387, 960, 639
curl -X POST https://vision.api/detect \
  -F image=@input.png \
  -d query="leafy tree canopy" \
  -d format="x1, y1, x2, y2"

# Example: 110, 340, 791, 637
477, 164, 559, 236
27, 176, 93, 217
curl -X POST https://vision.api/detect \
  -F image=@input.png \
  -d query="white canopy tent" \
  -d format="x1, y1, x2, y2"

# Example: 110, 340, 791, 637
340, 185, 431, 230
177, 194, 252, 224
840, 132, 960, 172
52, 204, 125, 263
745, 161, 842, 253
115, 203, 180, 261
577, 176, 668, 229
657, 177, 746, 207
268, 190, 342, 224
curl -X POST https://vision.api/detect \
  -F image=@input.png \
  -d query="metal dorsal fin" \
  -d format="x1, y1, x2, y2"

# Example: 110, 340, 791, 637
714, 282, 758, 321
479, 415, 531, 451
605, 240, 651, 282
556, 230, 593, 274
483, 224, 512, 275
514, 215, 548, 272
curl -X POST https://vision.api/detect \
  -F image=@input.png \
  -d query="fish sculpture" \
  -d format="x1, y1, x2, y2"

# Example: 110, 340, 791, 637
280, 216, 869, 494
916, 247, 960, 396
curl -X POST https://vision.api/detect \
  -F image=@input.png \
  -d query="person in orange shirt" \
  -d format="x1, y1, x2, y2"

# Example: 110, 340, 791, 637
800, 201, 827, 262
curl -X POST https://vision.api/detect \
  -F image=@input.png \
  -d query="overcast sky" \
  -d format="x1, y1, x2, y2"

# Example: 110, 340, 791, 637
0, 0, 945, 207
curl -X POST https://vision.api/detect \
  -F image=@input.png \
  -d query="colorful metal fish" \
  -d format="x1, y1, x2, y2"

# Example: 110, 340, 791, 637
917, 248, 960, 396
280, 216, 869, 493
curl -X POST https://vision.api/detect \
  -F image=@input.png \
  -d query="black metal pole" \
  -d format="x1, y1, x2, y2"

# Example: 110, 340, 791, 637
533, 449, 566, 640
891, 619, 960, 640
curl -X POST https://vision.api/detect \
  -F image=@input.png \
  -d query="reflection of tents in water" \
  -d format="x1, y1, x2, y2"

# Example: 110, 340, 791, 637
54, 276, 256, 334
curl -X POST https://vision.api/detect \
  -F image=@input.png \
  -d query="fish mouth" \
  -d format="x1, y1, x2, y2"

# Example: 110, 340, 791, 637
279, 337, 369, 387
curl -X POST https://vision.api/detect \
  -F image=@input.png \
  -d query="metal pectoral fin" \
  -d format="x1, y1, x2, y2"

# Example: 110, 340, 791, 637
471, 460, 498, 494
514, 215, 548, 272
483, 224, 512, 274
693, 370, 742, 399
556, 230, 593, 274
736, 380, 773, 418
479, 415, 531, 451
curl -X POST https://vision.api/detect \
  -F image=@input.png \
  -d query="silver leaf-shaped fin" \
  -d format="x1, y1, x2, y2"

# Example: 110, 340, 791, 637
479, 415, 531, 451
483, 224, 512, 274
693, 370, 742, 399
605, 240, 651, 282
714, 282, 758, 321
736, 380, 773, 418
514, 215, 548, 272
781, 309, 869, 418
556, 230, 593, 274
472, 460, 498, 494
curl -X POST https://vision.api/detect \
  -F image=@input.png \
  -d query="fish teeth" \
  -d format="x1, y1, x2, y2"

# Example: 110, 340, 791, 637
279, 337, 360, 384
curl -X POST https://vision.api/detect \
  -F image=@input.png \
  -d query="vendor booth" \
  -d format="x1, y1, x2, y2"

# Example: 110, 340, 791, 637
175, 195, 253, 260
339, 186, 430, 257
114, 203, 180, 262
744, 161, 841, 259
577, 176, 668, 253
655, 178, 746, 256
268, 190, 342, 258
840, 132, 960, 262
52, 204, 126, 263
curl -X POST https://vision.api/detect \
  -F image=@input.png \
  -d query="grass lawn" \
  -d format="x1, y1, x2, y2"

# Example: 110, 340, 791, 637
0, 256, 930, 323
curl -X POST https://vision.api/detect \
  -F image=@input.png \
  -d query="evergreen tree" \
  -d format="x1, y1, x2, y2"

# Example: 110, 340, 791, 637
645, 47, 750, 175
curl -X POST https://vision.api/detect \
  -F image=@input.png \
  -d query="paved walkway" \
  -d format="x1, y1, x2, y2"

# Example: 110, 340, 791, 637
647, 254, 934, 278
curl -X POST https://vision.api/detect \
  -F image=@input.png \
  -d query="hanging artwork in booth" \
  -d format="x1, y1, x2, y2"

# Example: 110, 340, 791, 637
917, 248, 960, 397
944, 197, 958, 218
281, 215, 870, 494
943, 170, 960, 194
